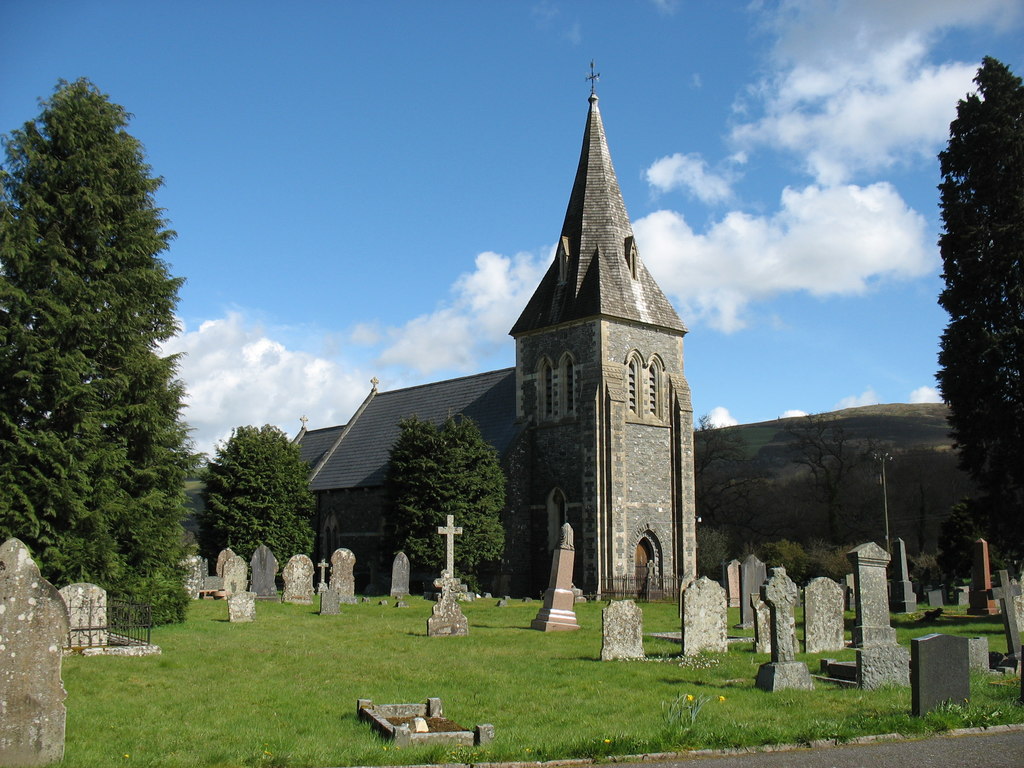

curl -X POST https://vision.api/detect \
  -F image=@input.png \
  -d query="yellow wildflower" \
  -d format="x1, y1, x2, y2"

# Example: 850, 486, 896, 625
686, 694, 695, 702
718, 695, 726, 702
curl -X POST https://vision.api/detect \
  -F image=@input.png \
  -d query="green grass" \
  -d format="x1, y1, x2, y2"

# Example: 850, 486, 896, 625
61, 598, 1022, 768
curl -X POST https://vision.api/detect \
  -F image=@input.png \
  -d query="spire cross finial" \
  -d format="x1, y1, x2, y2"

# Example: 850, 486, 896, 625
587, 60, 600, 95
299, 415, 308, 429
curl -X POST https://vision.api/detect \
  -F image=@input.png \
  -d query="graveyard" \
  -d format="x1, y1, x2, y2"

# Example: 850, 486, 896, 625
51, 594, 1021, 768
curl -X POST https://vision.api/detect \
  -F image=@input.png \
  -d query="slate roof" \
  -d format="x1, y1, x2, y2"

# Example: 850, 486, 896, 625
301, 368, 519, 492
510, 92, 686, 336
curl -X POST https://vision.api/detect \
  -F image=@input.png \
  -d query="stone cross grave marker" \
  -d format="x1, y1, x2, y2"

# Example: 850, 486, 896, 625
601, 600, 644, 660
438, 515, 461, 579
803, 577, 845, 654
739, 554, 766, 628
59, 583, 107, 648
531, 523, 580, 631
427, 516, 468, 637
968, 538, 998, 615
990, 570, 1022, 663
316, 559, 329, 594
889, 537, 917, 613
755, 567, 814, 691
390, 551, 410, 597
330, 548, 357, 604
680, 576, 728, 655
282, 554, 314, 604
848, 541, 909, 689
222, 553, 248, 598
1, 538, 70, 766
911, 633, 970, 716
250, 545, 278, 599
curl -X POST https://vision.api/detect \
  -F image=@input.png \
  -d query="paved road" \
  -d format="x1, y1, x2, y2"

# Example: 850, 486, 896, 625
614, 729, 1024, 768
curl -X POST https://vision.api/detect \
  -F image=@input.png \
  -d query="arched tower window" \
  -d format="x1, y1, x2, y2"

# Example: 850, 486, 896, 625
538, 357, 555, 419
560, 353, 576, 416
647, 357, 663, 418
627, 354, 642, 414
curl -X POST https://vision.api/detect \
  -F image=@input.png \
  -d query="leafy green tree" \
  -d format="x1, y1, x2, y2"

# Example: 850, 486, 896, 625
198, 425, 315, 562
384, 415, 505, 590
0, 79, 193, 623
937, 57, 1024, 560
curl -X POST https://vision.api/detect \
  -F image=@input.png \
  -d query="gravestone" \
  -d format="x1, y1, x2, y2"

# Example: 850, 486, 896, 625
222, 553, 248, 598
755, 567, 814, 691
889, 538, 917, 613
752, 595, 770, 654
990, 570, 1021, 664
926, 588, 945, 607
739, 555, 767, 628
330, 548, 357, 604
956, 585, 970, 607
0, 538, 70, 766
316, 559, 329, 593
249, 545, 278, 599
848, 542, 910, 689
282, 554, 315, 604
531, 523, 580, 631
427, 515, 469, 637
1015, 590, 1024, 638
680, 576, 728, 655
228, 591, 256, 623
601, 600, 644, 661
911, 633, 970, 716
215, 547, 235, 578
182, 554, 204, 599
390, 552, 410, 597
967, 538, 998, 615
722, 559, 741, 608
844, 572, 855, 611
320, 589, 342, 615
59, 582, 107, 648
803, 577, 845, 654
967, 636, 989, 671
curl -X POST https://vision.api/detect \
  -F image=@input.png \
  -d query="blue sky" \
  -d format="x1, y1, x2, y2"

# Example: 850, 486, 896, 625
2, 1, 1021, 456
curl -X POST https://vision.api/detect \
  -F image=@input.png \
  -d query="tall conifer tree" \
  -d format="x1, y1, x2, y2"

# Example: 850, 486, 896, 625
937, 57, 1024, 558
0, 79, 194, 623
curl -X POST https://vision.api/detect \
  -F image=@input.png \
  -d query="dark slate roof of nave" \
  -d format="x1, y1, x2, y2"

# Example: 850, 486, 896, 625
299, 368, 519, 492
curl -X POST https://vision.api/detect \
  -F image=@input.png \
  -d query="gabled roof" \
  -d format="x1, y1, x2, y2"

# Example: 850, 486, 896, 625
300, 368, 519, 492
510, 92, 686, 336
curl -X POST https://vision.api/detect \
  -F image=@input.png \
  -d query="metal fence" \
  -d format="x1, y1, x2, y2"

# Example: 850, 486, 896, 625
601, 574, 682, 601
65, 598, 152, 649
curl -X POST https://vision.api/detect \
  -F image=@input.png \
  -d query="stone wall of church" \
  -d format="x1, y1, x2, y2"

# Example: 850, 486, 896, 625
315, 487, 387, 592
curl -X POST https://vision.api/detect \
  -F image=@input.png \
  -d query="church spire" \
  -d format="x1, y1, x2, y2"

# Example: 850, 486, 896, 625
510, 88, 685, 336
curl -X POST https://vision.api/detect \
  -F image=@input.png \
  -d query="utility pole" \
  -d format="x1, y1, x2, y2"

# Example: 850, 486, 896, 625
874, 452, 893, 552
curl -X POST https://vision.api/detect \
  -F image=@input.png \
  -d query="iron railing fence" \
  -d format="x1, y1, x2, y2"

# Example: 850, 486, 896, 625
601, 574, 682, 602
65, 598, 152, 649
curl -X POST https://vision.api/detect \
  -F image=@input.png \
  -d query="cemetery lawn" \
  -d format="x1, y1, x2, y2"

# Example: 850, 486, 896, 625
62, 598, 1022, 768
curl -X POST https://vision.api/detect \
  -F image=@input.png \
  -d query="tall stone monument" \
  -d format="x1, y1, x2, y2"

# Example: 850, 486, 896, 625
249, 545, 278, 599
848, 542, 910, 689
427, 515, 469, 637
722, 559, 741, 608
0, 538, 70, 766
967, 538, 998, 615
531, 523, 580, 631
330, 548, 357, 604
888, 538, 916, 613
390, 552, 410, 598
755, 567, 814, 691
739, 554, 766, 628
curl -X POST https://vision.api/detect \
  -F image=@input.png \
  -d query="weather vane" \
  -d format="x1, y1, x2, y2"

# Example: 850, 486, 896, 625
587, 60, 600, 95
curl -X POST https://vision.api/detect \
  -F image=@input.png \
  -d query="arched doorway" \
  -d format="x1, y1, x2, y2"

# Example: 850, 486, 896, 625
635, 538, 654, 582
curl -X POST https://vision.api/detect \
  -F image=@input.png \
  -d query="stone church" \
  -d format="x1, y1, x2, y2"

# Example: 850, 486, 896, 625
297, 89, 697, 597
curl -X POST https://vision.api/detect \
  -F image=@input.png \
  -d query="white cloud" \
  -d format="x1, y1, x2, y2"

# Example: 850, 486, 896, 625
162, 312, 370, 457
834, 387, 880, 410
909, 385, 942, 404
706, 406, 738, 428
376, 249, 548, 374
780, 409, 808, 419
634, 182, 931, 332
645, 153, 733, 204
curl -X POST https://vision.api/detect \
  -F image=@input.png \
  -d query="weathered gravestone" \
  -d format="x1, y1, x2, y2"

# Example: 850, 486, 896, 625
1015, 588, 1024, 638
990, 570, 1021, 665
222, 553, 248, 598
215, 547, 235, 578
752, 595, 770, 654
0, 538, 70, 766
228, 591, 256, 623
968, 636, 989, 671
755, 567, 814, 691
181, 554, 204, 600
956, 585, 970, 607
889, 538, 917, 613
427, 516, 468, 637
926, 588, 945, 607
59, 582, 107, 648
282, 554, 315, 604
723, 559, 741, 608
250, 545, 279, 599
803, 577, 845, 654
601, 600, 644, 661
739, 554, 767, 628
848, 542, 910, 689
531, 523, 579, 632
967, 538, 998, 615
320, 589, 342, 615
681, 576, 728, 655
390, 552, 410, 598
330, 548, 357, 604
911, 633, 970, 716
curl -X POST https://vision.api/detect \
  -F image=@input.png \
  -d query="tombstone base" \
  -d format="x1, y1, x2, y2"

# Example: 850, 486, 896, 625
889, 581, 917, 613
427, 596, 469, 637
531, 607, 580, 632
755, 661, 814, 692
856, 644, 910, 689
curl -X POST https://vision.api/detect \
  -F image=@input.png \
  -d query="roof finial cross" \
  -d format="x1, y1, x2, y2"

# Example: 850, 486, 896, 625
587, 60, 600, 95
299, 415, 308, 429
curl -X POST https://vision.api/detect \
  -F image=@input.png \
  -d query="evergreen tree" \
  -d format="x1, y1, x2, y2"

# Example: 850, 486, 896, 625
937, 57, 1024, 559
0, 79, 194, 623
198, 425, 315, 562
385, 415, 505, 589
